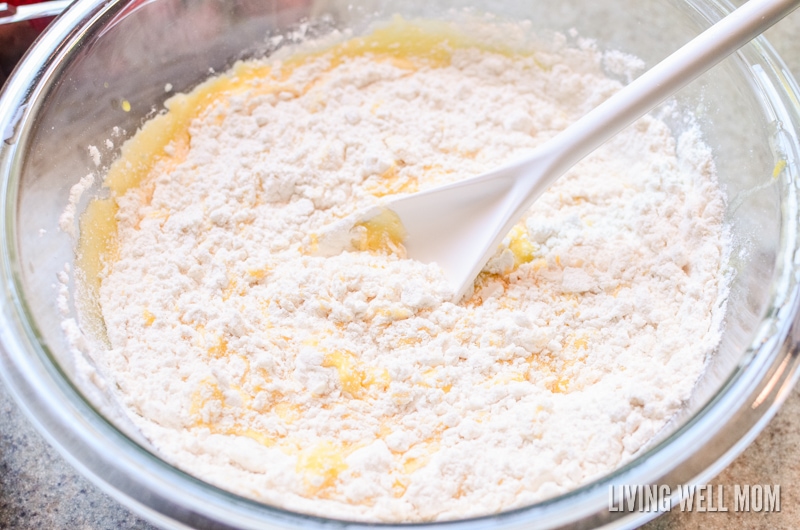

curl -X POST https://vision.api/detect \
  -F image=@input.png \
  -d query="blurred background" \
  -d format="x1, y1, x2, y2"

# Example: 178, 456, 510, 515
0, 1, 799, 529
0, 1, 56, 86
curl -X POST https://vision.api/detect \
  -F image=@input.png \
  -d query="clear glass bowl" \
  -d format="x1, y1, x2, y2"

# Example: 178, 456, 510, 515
1, 0, 799, 528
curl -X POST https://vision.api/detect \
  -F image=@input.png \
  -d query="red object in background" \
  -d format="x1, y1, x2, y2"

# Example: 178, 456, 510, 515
0, 0, 56, 87
7, 0, 55, 31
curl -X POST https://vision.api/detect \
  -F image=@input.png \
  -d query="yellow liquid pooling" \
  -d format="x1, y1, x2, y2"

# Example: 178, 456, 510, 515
354, 208, 408, 255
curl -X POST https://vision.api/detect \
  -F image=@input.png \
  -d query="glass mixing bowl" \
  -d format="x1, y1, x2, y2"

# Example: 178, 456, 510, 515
1, 0, 799, 528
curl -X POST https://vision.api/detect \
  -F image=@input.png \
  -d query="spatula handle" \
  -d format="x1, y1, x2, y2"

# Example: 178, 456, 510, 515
542, 0, 800, 180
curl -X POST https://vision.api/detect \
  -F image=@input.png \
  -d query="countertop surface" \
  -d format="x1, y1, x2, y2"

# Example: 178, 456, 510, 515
2, 3, 800, 530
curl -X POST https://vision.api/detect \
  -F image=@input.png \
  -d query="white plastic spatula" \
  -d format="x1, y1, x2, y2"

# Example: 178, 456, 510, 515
380, 0, 799, 301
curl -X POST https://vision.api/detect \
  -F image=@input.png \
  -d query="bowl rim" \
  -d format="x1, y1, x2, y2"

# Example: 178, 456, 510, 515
1, 0, 800, 528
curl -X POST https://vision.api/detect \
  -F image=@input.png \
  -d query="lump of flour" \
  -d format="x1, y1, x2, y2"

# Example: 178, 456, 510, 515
78, 20, 728, 523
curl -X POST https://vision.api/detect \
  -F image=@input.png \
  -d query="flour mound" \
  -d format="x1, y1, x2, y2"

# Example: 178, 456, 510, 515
89, 30, 727, 523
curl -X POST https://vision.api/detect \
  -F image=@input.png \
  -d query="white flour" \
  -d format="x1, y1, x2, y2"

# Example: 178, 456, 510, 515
76, 25, 728, 523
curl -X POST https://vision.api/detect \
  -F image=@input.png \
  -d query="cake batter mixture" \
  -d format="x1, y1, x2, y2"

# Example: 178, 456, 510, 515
67, 18, 728, 522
